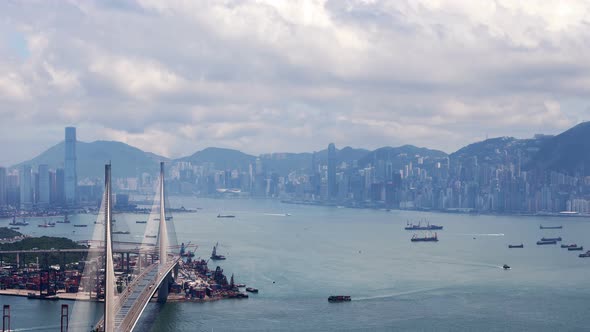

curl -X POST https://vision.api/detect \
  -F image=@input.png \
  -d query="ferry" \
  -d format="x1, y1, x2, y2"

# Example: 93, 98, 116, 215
537, 240, 557, 245
568, 246, 583, 251
404, 221, 443, 230
508, 244, 524, 248
210, 242, 226, 260
411, 233, 438, 242
541, 237, 562, 242
328, 295, 351, 302
540, 225, 562, 229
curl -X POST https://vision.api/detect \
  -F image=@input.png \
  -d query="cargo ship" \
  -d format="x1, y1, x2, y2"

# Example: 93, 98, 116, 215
112, 231, 130, 235
136, 220, 147, 224
217, 214, 236, 218
578, 251, 590, 258
540, 225, 562, 229
328, 295, 351, 302
561, 244, 577, 248
508, 244, 524, 248
541, 237, 562, 242
411, 233, 438, 242
9, 216, 29, 226
404, 221, 443, 230
537, 240, 557, 245
568, 246, 583, 251
210, 242, 226, 260
73, 224, 87, 227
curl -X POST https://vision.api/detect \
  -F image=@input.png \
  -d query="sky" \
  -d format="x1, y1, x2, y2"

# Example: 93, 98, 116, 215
1, 0, 589, 165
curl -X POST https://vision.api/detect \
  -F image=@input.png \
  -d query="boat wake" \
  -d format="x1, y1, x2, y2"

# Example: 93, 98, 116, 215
354, 287, 445, 301
457, 233, 505, 237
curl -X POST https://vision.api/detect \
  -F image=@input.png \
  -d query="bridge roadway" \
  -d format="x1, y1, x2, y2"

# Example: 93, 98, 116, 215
95, 255, 180, 332
0, 248, 157, 255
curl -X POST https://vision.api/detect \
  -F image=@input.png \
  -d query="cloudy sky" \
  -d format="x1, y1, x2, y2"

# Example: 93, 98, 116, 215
1, 0, 589, 165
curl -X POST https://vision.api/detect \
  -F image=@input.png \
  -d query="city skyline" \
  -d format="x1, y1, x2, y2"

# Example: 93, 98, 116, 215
1, 1, 590, 165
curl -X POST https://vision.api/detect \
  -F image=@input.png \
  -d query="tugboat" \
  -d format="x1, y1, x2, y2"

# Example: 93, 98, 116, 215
217, 214, 236, 218
541, 237, 562, 242
540, 225, 562, 229
569, 246, 584, 251
246, 287, 259, 293
210, 242, 226, 260
508, 244, 524, 248
404, 221, 443, 230
411, 233, 438, 242
503, 264, 511, 270
328, 295, 351, 302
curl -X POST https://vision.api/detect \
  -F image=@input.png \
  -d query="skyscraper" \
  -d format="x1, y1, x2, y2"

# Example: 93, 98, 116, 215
0, 167, 6, 207
20, 165, 32, 210
38, 164, 50, 207
65, 127, 77, 205
327, 143, 337, 199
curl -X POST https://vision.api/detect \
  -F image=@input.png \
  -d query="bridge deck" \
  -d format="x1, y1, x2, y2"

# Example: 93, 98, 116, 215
95, 256, 179, 332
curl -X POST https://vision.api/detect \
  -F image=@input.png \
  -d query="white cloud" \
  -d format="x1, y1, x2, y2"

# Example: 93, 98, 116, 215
0, 0, 589, 165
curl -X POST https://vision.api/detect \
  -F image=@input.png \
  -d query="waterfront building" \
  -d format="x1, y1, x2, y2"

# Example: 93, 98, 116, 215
19, 164, 32, 210
38, 164, 50, 207
65, 126, 77, 205
0, 167, 6, 207
327, 143, 336, 200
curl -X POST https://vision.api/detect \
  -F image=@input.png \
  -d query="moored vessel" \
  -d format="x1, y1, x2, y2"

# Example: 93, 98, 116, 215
508, 244, 524, 248
411, 233, 438, 242
541, 237, 562, 242
540, 225, 562, 229
211, 242, 226, 260
537, 240, 557, 245
568, 246, 583, 251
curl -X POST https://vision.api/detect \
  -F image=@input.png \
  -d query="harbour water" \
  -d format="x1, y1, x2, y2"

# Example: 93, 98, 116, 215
2, 197, 590, 331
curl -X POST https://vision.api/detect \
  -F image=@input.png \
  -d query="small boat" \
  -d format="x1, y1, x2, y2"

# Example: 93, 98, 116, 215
541, 237, 562, 242
217, 214, 236, 218
568, 246, 583, 251
235, 283, 246, 288
537, 240, 557, 245
508, 244, 524, 248
328, 295, 351, 302
540, 225, 562, 229
210, 242, 226, 260
503, 264, 511, 270
561, 244, 577, 248
73, 224, 87, 227
246, 287, 258, 293
136, 220, 147, 224
411, 233, 438, 242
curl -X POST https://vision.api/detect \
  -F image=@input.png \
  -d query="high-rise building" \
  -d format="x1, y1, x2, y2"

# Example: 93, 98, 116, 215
327, 143, 337, 199
54, 168, 65, 206
20, 165, 32, 210
65, 127, 77, 205
38, 164, 50, 207
0, 167, 6, 207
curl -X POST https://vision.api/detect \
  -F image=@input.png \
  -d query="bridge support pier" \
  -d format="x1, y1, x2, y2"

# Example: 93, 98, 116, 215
157, 271, 172, 303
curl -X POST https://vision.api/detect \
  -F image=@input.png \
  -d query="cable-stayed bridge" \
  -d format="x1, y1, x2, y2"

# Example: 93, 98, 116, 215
82, 162, 180, 332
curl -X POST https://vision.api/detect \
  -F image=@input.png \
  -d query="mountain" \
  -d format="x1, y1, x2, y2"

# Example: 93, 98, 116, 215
526, 121, 590, 175
176, 147, 256, 170
358, 145, 447, 169
450, 136, 551, 167
14, 141, 167, 179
